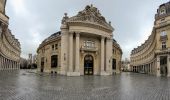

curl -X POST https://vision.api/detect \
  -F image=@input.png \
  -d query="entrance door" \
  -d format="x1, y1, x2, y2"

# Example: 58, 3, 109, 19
84, 55, 93, 75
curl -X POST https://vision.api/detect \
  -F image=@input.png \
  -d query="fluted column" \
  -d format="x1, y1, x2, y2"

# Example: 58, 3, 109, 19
100, 36, 105, 74
75, 33, 80, 72
68, 33, 73, 72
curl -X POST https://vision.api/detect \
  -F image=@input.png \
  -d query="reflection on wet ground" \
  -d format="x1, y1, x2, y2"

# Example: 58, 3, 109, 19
0, 70, 170, 100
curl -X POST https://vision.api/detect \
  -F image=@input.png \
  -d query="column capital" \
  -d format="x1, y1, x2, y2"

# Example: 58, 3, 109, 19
101, 36, 105, 40
106, 37, 113, 41
75, 32, 80, 37
69, 31, 74, 34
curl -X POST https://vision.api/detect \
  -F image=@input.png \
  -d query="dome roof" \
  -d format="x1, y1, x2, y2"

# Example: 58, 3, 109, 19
42, 31, 61, 44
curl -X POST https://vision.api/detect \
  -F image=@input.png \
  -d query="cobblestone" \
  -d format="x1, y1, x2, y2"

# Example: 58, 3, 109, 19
0, 70, 170, 100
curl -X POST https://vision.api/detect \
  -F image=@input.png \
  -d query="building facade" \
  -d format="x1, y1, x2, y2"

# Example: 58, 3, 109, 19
112, 39, 122, 73
37, 5, 122, 76
0, 0, 21, 70
121, 58, 130, 72
130, 2, 170, 77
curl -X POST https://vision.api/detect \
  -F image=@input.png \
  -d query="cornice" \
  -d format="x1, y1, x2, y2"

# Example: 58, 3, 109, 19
67, 21, 113, 33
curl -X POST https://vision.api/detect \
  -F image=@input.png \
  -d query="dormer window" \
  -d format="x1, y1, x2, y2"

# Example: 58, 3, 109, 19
160, 8, 166, 15
160, 31, 167, 36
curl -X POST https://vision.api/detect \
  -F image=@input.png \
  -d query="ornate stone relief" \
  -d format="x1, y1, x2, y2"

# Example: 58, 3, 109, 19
67, 5, 113, 30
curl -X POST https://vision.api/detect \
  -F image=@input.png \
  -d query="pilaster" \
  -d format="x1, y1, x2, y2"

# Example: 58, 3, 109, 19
156, 56, 161, 77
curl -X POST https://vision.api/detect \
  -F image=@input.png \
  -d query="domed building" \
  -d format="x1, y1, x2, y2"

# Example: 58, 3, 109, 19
0, 0, 21, 70
37, 5, 122, 76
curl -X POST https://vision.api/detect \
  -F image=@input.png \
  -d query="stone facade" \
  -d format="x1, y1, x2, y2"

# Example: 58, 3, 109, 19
130, 2, 170, 77
112, 39, 122, 73
0, 0, 21, 70
37, 5, 122, 76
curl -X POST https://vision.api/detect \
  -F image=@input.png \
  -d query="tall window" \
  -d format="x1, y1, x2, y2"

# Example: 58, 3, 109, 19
55, 44, 58, 50
160, 31, 167, 36
162, 41, 166, 49
112, 59, 116, 70
51, 55, 58, 68
52, 45, 54, 50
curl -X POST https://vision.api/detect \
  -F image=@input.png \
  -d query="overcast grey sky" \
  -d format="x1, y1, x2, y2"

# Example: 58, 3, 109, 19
5, 0, 169, 60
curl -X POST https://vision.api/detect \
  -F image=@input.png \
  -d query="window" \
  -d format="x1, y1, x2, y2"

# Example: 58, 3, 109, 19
42, 48, 45, 53
162, 41, 166, 49
160, 31, 167, 36
84, 40, 95, 48
52, 45, 54, 50
55, 44, 58, 50
160, 8, 166, 15
51, 55, 58, 68
84, 41, 86, 46
112, 59, 116, 70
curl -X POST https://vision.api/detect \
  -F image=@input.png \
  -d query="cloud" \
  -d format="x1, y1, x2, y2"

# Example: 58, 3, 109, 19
10, 0, 27, 16
6, 0, 170, 59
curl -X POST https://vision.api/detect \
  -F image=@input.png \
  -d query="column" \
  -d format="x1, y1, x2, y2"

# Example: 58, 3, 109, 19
167, 55, 170, 77
4, 58, 6, 70
10, 60, 12, 70
6, 59, 9, 70
13, 62, 17, 69
149, 64, 150, 74
18, 62, 20, 69
150, 63, 152, 74
156, 56, 161, 76
100, 36, 105, 74
68, 33, 73, 72
2, 58, 4, 70
11, 61, 13, 69
75, 33, 80, 72
0, 55, 2, 70
106, 38, 112, 74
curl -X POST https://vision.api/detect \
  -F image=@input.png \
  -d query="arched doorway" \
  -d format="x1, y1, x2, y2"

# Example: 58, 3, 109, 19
84, 55, 93, 75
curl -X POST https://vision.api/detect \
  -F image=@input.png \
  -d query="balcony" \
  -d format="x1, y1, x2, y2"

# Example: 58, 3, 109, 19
80, 46, 98, 52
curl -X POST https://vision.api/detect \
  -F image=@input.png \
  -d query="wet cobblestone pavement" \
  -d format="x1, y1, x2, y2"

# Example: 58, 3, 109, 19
0, 70, 170, 100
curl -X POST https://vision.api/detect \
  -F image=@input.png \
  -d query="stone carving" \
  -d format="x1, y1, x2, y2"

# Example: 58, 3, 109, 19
67, 5, 113, 30
77, 5, 106, 22
61, 13, 69, 24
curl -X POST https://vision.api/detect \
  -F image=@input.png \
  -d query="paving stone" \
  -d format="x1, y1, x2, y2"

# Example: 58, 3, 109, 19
0, 70, 170, 100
